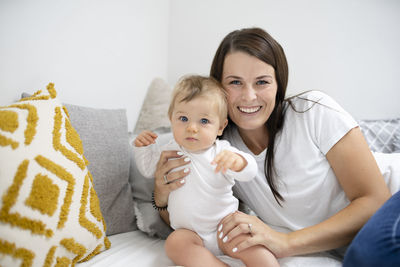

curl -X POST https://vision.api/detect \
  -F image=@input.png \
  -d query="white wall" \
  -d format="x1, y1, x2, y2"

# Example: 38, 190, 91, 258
0, 0, 169, 130
1, 0, 399, 130
168, 0, 400, 120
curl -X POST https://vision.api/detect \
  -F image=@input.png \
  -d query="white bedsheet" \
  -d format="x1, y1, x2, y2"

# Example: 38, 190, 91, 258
78, 230, 341, 267
78, 231, 174, 267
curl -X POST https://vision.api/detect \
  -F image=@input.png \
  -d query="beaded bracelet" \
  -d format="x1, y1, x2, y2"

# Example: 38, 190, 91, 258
151, 191, 168, 211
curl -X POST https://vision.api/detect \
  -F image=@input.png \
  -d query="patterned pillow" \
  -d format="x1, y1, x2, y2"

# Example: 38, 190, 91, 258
358, 119, 400, 153
0, 84, 110, 266
21, 93, 136, 236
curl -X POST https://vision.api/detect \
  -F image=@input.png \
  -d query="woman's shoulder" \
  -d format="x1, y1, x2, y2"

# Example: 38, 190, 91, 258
285, 90, 331, 104
282, 90, 357, 132
284, 90, 343, 114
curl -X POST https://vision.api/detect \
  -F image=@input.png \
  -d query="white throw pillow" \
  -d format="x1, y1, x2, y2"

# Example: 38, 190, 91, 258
0, 84, 110, 266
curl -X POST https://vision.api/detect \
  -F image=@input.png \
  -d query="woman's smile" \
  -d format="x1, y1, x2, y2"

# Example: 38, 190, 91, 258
238, 105, 262, 114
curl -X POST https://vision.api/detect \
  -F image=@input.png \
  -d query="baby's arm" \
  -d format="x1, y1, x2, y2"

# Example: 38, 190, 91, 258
134, 130, 158, 147
133, 130, 161, 178
212, 150, 247, 173
212, 147, 257, 182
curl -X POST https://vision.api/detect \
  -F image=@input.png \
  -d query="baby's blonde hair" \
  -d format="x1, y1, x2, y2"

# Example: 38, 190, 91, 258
168, 75, 228, 123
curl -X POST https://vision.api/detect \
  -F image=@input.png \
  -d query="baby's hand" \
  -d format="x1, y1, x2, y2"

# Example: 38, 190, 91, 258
212, 150, 247, 173
134, 130, 158, 147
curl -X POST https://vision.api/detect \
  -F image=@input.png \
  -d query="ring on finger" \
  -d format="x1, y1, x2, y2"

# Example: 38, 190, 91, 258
248, 223, 253, 236
163, 174, 168, 184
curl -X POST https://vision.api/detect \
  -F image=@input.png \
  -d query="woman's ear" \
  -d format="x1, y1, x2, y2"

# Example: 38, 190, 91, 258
218, 118, 229, 136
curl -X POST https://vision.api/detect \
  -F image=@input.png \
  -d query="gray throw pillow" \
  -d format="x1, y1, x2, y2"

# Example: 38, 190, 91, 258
358, 119, 400, 153
66, 104, 136, 236
129, 130, 174, 239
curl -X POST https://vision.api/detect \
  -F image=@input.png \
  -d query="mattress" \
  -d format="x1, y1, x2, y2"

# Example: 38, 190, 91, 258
77, 230, 342, 267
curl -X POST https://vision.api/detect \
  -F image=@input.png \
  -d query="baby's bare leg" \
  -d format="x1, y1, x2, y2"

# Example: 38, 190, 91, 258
165, 229, 229, 267
218, 233, 279, 267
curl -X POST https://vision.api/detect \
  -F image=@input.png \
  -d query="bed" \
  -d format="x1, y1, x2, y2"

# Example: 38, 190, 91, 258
78, 230, 346, 267
1, 79, 399, 267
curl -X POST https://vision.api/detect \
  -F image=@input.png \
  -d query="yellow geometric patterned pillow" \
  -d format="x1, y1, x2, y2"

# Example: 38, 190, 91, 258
0, 84, 110, 267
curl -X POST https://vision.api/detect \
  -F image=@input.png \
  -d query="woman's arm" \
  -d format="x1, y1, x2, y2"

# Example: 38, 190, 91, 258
286, 127, 391, 255
153, 150, 191, 224
218, 127, 391, 257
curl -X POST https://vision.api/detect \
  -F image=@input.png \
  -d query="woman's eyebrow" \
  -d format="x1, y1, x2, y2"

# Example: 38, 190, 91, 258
224, 75, 273, 79
256, 75, 273, 79
224, 75, 242, 79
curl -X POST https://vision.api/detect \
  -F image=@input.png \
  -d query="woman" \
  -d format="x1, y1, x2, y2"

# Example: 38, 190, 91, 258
152, 27, 391, 261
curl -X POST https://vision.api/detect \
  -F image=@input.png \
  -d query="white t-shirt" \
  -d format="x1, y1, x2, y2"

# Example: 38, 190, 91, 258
224, 91, 358, 233
133, 138, 257, 255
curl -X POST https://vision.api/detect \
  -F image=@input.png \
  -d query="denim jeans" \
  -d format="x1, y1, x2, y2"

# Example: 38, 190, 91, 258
343, 191, 400, 267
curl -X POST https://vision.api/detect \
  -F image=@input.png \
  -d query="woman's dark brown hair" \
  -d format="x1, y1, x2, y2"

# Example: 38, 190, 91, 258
210, 28, 288, 204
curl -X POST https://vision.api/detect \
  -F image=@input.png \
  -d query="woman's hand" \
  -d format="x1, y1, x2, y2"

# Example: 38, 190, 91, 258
217, 211, 291, 258
153, 150, 191, 208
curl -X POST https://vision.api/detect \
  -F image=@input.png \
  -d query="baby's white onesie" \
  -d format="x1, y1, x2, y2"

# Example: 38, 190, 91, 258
133, 138, 257, 255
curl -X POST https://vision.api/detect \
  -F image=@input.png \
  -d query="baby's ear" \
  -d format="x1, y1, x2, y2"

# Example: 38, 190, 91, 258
218, 119, 228, 136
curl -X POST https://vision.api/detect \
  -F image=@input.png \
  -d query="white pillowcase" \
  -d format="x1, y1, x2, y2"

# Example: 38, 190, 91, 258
0, 84, 110, 266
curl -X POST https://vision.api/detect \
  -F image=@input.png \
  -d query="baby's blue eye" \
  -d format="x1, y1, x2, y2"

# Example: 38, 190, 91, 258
179, 116, 188, 122
230, 80, 241, 85
200, 118, 209, 124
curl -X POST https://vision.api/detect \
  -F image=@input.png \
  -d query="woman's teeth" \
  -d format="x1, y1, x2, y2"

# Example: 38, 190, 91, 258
238, 106, 261, 114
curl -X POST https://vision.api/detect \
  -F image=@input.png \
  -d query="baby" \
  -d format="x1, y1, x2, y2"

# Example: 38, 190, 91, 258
133, 75, 279, 266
